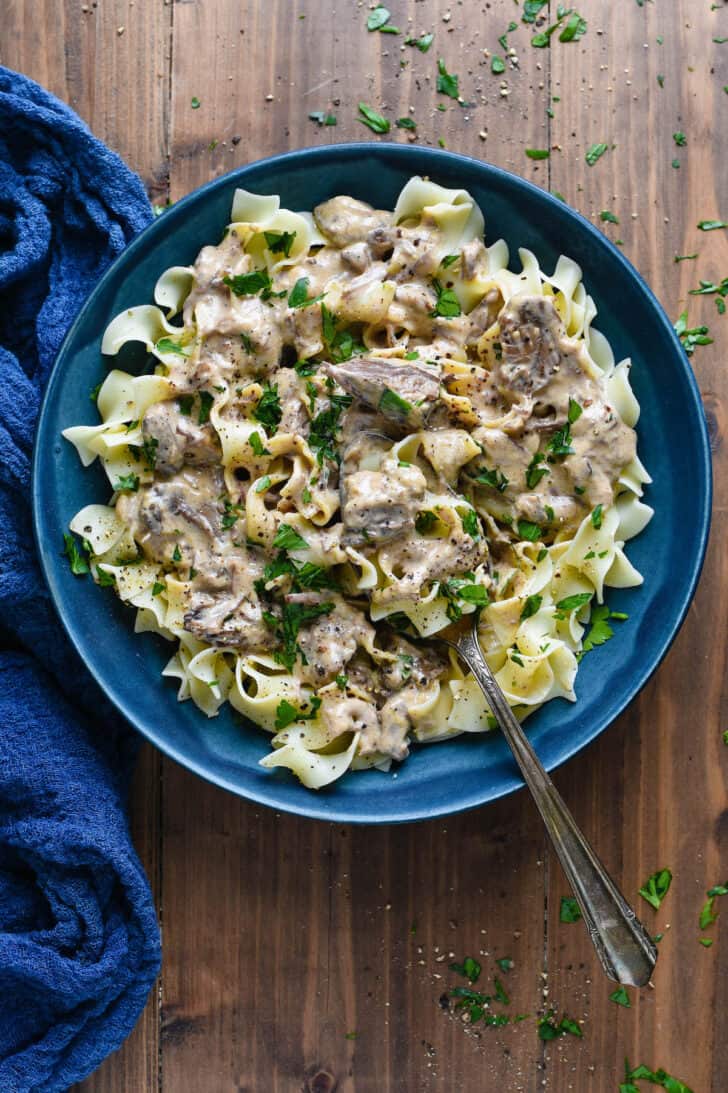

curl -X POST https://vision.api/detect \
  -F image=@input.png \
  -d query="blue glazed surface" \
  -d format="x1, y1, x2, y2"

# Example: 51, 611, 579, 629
32, 144, 712, 824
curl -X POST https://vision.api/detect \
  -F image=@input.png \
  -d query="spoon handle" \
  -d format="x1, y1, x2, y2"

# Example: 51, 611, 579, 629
456, 622, 657, 988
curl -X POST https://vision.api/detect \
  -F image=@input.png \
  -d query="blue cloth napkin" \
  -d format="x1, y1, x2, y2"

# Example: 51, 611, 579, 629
0, 67, 161, 1091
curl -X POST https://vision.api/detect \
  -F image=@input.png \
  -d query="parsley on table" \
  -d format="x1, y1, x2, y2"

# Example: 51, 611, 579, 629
430, 278, 461, 317
473, 467, 509, 492
253, 383, 282, 432
273, 524, 309, 551
689, 277, 728, 298
449, 956, 481, 983
525, 148, 550, 160
191, 96, 201, 109
698, 881, 728, 931
537, 1012, 582, 1040
404, 32, 434, 52
496, 956, 514, 973
223, 269, 271, 296
309, 111, 337, 126
624, 1061, 694, 1093
559, 896, 582, 922
520, 594, 543, 621
113, 473, 140, 492
62, 533, 90, 576
673, 131, 687, 146
367, 5, 392, 32
674, 311, 713, 355
610, 986, 631, 1008
585, 142, 608, 166
559, 12, 587, 41
697, 220, 728, 231
600, 210, 619, 224
639, 868, 672, 910
396, 116, 417, 130
264, 230, 297, 257
491, 56, 506, 74
274, 695, 322, 730
674, 253, 698, 263
522, 0, 547, 23
493, 977, 510, 1005
358, 103, 390, 134
265, 602, 334, 671
436, 58, 459, 99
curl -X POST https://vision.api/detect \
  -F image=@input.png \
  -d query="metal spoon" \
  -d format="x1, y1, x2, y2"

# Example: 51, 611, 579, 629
437, 615, 657, 987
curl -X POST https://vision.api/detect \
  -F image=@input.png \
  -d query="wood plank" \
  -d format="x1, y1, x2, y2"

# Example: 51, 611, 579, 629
547, 1, 728, 1090
161, 2, 556, 1090
2, 3, 170, 1090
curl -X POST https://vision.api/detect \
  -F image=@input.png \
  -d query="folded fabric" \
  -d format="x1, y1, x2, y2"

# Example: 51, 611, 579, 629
0, 66, 161, 1091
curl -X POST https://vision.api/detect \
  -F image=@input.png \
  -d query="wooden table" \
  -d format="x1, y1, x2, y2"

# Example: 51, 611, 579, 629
5, 1, 727, 1089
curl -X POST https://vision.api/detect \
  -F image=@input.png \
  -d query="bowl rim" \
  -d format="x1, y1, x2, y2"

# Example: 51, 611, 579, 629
32, 142, 713, 823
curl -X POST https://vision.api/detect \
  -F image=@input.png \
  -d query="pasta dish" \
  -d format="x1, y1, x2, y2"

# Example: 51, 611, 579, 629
64, 178, 652, 788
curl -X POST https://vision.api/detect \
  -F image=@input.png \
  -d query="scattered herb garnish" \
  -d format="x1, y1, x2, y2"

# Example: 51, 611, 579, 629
555, 592, 592, 616
522, 0, 548, 23
517, 519, 541, 542
537, 1012, 582, 1040
404, 32, 434, 52
415, 510, 439, 534
288, 276, 323, 309
610, 986, 631, 1008
473, 466, 509, 492
520, 594, 543, 621
590, 504, 603, 529
62, 533, 90, 576
264, 601, 334, 671
253, 383, 282, 432
674, 311, 713, 356
358, 102, 390, 134
379, 387, 412, 416
436, 58, 459, 100
367, 5, 392, 32
191, 96, 201, 109
309, 111, 337, 126
600, 211, 619, 224
639, 868, 672, 911
264, 230, 297, 257
249, 431, 270, 457
224, 269, 271, 296
396, 116, 417, 130
560, 896, 582, 923
547, 421, 574, 459
462, 509, 481, 540
624, 1060, 694, 1093
197, 390, 214, 425
274, 695, 322, 730
430, 278, 461, 318
308, 392, 352, 463
674, 254, 698, 263
171, 544, 182, 563
525, 148, 550, 160
697, 220, 728, 231
492, 56, 506, 74
155, 337, 189, 356
449, 956, 481, 983
525, 452, 549, 489
273, 524, 309, 551
113, 473, 140, 493
673, 131, 687, 147
585, 142, 609, 166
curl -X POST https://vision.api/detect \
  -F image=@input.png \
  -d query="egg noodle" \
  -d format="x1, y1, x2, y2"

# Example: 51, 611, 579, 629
64, 177, 652, 788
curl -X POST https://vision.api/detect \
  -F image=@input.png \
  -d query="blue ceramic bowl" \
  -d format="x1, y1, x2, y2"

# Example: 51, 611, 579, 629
33, 144, 712, 823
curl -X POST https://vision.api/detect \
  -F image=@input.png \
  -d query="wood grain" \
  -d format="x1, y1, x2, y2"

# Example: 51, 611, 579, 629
3, 0, 727, 1089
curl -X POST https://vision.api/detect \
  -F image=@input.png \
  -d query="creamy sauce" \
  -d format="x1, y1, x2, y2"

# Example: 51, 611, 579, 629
120, 194, 637, 761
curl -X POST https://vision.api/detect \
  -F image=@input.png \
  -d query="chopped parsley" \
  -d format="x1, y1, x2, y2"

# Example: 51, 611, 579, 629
537, 1013, 582, 1040
639, 868, 672, 911
673, 131, 687, 147
496, 956, 514, 973
440, 578, 490, 621
674, 311, 713, 356
379, 387, 412, 416
140, 435, 158, 470
191, 96, 201, 109
674, 253, 698, 263
581, 604, 617, 652
491, 56, 506, 74
177, 394, 194, 416
525, 452, 549, 489
436, 58, 459, 99
249, 431, 270, 457
152, 581, 165, 596
335, 673, 348, 690
449, 956, 481, 983
113, 473, 140, 492
255, 475, 272, 493
474, 466, 509, 492
568, 398, 583, 423
273, 524, 309, 551
689, 277, 728, 298
172, 544, 182, 563
223, 269, 271, 296
698, 881, 728, 932
546, 421, 574, 459
520, 594, 543, 621
610, 986, 631, 1008
559, 896, 582, 923
585, 142, 608, 167
309, 111, 337, 127
404, 33, 434, 52
358, 102, 390, 134
461, 509, 481, 540
197, 390, 214, 425
555, 592, 592, 614
559, 12, 587, 42
697, 220, 728, 231
590, 504, 603, 529
522, 0, 548, 23
264, 602, 334, 670
396, 116, 417, 130
89, 381, 102, 402
288, 276, 323, 309
415, 510, 439, 534
525, 148, 550, 160
155, 337, 189, 356
308, 392, 353, 463
253, 383, 282, 432
367, 5, 391, 32
264, 230, 296, 257
274, 695, 322, 730
517, 519, 541, 542
624, 1062, 694, 1093
430, 278, 462, 318
96, 568, 116, 587
62, 533, 90, 576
